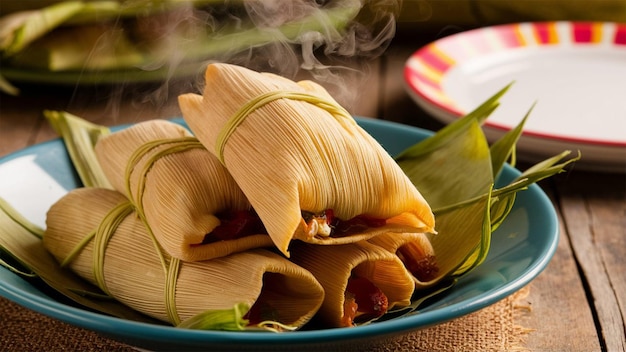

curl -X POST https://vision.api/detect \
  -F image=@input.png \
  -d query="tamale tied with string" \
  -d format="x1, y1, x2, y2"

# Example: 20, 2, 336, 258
178, 63, 436, 257
43, 187, 324, 330
94, 120, 273, 262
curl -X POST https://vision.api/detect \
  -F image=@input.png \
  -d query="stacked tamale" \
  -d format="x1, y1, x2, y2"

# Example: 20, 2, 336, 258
43, 63, 440, 330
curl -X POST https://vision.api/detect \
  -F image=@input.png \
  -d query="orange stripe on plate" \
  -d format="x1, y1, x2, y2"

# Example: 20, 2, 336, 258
533, 22, 558, 44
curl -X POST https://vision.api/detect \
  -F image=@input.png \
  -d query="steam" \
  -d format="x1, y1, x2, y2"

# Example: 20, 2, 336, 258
86, 0, 401, 115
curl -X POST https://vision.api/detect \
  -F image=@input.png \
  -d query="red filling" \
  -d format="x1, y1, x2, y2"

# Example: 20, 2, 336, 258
398, 246, 439, 282
196, 210, 267, 245
341, 276, 388, 327
304, 209, 387, 238
196, 209, 388, 245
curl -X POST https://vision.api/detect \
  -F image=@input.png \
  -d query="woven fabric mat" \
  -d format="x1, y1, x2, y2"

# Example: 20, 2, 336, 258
0, 286, 531, 352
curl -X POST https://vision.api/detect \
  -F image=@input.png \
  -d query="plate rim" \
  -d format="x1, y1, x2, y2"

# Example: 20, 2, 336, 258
0, 117, 560, 348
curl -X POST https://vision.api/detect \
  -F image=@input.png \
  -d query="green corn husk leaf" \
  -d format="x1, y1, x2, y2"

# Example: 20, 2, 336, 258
185, 3, 360, 61
0, 74, 19, 96
395, 83, 512, 161
0, 0, 229, 50
397, 119, 493, 210
10, 24, 146, 71
489, 103, 533, 177
394, 84, 579, 304
493, 150, 580, 199
62, 0, 210, 25
0, 0, 221, 60
178, 302, 250, 331
0, 1, 84, 56
0, 197, 158, 323
489, 193, 517, 233
43, 110, 113, 189
178, 302, 299, 332
427, 188, 493, 280
3, 1, 244, 25
1, 0, 361, 77
449, 187, 493, 276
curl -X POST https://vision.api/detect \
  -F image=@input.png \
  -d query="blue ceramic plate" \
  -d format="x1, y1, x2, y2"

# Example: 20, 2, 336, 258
0, 118, 558, 351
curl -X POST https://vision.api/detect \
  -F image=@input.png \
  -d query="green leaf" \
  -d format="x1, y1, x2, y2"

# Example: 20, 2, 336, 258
62, 1, 240, 25
489, 193, 517, 233
451, 187, 494, 276
0, 1, 84, 56
431, 189, 492, 279
493, 150, 580, 201
395, 83, 512, 161
178, 1, 362, 64
2, 0, 361, 74
178, 303, 250, 331
43, 110, 113, 189
398, 120, 493, 210
0, 74, 19, 95
0, 197, 43, 238
10, 24, 146, 71
489, 103, 533, 178
394, 84, 578, 288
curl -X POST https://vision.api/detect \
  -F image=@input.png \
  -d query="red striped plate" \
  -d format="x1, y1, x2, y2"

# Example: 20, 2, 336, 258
405, 21, 626, 172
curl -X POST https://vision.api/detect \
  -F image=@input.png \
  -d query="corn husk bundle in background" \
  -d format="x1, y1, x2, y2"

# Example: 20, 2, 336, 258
0, 0, 400, 95
289, 241, 414, 328
178, 63, 436, 257
43, 187, 324, 330
94, 119, 273, 262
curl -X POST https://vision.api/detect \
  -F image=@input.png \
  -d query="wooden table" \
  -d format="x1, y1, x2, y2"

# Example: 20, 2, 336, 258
1, 31, 625, 352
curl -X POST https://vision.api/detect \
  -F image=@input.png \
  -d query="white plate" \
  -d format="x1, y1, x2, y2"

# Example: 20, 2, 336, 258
405, 21, 626, 172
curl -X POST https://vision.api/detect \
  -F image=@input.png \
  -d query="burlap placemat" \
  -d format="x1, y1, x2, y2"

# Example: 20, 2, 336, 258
0, 286, 531, 352
368, 285, 532, 352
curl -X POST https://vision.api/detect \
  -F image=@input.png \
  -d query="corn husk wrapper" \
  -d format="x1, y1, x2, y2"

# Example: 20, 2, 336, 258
368, 232, 439, 289
178, 63, 435, 257
0, 196, 157, 323
289, 241, 414, 328
94, 119, 273, 262
43, 187, 324, 329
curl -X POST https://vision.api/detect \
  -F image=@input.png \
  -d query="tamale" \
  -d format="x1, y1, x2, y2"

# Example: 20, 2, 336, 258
94, 120, 273, 262
43, 187, 324, 330
178, 63, 435, 257
289, 241, 414, 328
368, 232, 439, 289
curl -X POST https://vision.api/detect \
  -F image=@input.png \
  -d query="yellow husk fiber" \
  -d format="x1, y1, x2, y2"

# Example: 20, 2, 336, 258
94, 120, 273, 261
178, 63, 435, 257
289, 241, 414, 328
43, 187, 324, 328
